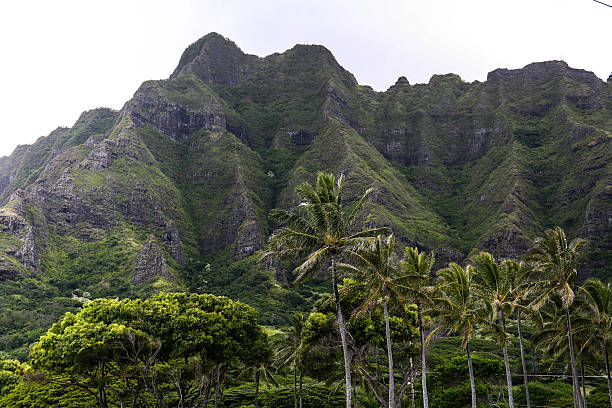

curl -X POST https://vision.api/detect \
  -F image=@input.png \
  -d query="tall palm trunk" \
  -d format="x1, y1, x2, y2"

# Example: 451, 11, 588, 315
581, 360, 588, 408
214, 364, 221, 408
517, 310, 531, 408
255, 370, 260, 408
294, 365, 297, 408
466, 340, 477, 408
383, 295, 396, 408
409, 354, 416, 408
417, 302, 429, 408
604, 341, 612, 408
566, 307, 583, 408
500, 309, 514, 408
300, 371, 303, 408
331, 256, 352, 407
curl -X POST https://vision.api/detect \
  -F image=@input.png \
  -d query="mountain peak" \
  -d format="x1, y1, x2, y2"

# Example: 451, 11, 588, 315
170, 32, 256, 85
486, 60, 603, 85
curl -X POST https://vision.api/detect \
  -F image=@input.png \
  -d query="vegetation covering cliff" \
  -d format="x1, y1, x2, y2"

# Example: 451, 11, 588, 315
0, 32, 610, 360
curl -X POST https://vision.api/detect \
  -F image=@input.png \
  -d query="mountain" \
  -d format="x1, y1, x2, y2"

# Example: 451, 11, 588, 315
0, 32, 610, 359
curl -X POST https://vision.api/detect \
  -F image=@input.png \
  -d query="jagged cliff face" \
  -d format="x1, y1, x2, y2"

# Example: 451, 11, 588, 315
0, 32, 610, 294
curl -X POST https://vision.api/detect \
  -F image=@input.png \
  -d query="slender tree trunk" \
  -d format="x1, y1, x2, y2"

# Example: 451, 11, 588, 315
409, 355, 415, 408
566, 307, 583, 408
581, 360, 588, 408
376, 348, 380, 381
294, 365, 297, 408
417, 302, 429, 408
383, 296, 396, 408
214, 364, 222, 408
203, 380, 211, 408
300, 371, 303, 408
604, 341, 612, 408
517, 310, 531, 408
255, 370, 260, 408
352, 374, 357, 408
500, 309, 515, 408
466, 340, 477, 408
214, 380, 219, 408
331, 256, 352, 408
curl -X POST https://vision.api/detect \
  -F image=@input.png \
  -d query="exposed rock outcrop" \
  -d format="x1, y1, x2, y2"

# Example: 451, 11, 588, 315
18, 227, 40, 271
0, 34, 609, 287
228, 169, 264, 260
125, 81, 226, 141
163, 221, 186, 265
133, 236, 173, 284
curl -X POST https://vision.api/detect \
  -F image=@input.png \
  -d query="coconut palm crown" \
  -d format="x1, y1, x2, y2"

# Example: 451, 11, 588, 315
265, 172, 386, 284
399, 246, 435, 408
435, 263, 489, 408
264, 171, 387, 408
580, 278, 612, 408
526, 226, 587, 310
525, 226, 587, 408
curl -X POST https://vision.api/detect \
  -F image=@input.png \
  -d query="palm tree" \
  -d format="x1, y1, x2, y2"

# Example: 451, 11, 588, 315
435, 263, 486, 408
472, 252, 531, 408
531, 293, 592, 408
274, 313, 306, 408
472, 252, 515, 408
581, 278, 612, 408
340, 234, 401, 408
526, 226, 587, 408
503, 259, 536, 408
265, 172, 387, 408
399, 246, 435, 408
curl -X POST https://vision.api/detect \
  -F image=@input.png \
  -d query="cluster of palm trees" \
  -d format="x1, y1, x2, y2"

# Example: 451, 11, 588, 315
265, 172, 612, 408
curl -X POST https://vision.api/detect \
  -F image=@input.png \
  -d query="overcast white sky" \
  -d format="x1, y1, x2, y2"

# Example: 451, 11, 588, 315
0, 0, 610, 157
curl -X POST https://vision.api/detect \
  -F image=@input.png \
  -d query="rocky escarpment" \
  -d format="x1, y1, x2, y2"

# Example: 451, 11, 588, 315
125, 78, 227, 141
0, 33, 609, 286
0, 33, 610, 360
170, 33, 260, 86
0, 191, 40, 280
133, 235, 173, 284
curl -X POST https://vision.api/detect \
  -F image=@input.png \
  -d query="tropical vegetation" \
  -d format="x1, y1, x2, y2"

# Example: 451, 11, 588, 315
1, 172, 612, 408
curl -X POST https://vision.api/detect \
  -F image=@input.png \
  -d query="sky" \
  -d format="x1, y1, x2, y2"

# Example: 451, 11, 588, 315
0, 0, 610, 157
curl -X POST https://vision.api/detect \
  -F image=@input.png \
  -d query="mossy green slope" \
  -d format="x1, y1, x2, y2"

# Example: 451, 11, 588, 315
0, 34, 610, 360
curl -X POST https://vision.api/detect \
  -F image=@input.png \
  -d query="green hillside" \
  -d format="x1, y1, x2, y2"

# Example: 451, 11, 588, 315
0, 32, 610, 361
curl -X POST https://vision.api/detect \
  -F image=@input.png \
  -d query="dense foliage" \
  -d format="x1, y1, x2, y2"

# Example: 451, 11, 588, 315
1, 170, 611, 408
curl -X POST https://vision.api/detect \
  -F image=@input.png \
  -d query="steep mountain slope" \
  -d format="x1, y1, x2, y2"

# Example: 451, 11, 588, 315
0, 32, 610, 359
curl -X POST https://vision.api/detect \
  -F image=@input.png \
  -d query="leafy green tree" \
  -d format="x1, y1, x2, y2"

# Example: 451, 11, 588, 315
399, 246, 435, 408
526, 226, 587, 408
265, 171, 386, 408
29, 293, 267, 408
0, 359, 26, 398
300, 310, 340, 380
29, 310, 133, 407
581, 278, 612, 408
428, 354, 504, 408
435, 263, 487, 408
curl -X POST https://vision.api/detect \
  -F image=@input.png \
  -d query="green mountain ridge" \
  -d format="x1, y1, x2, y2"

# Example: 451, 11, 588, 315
0, 32, 610, 359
